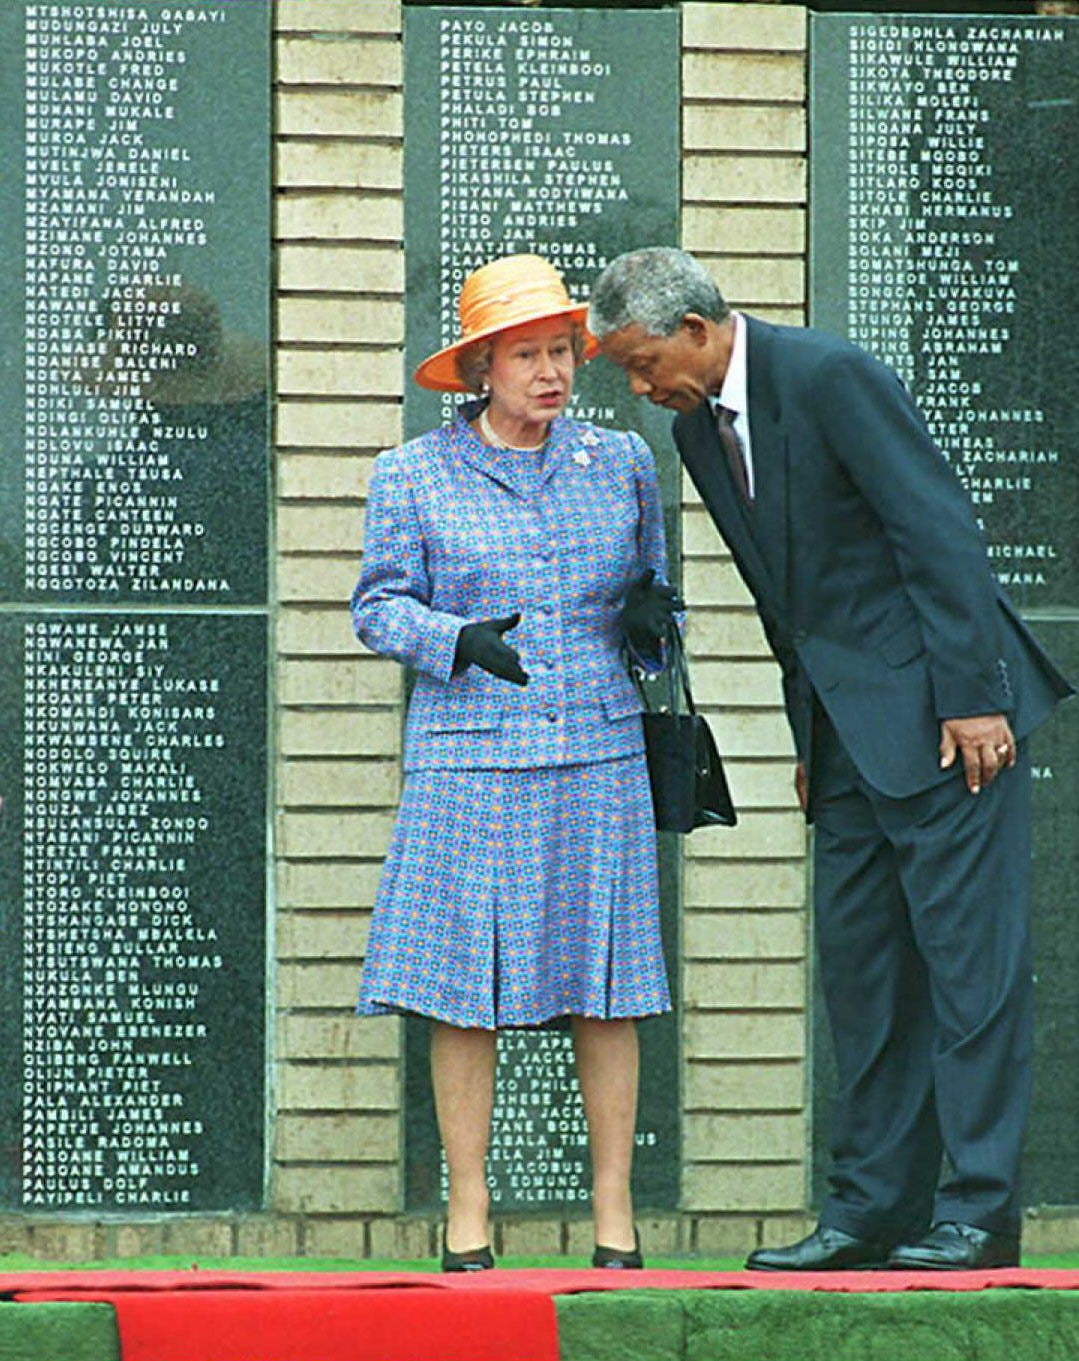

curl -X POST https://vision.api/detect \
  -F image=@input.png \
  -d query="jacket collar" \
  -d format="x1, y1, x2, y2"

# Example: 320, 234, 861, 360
743, 316, 782, 429
677, 318, 788, 616
743, 318, 789, 602
448, 402, 583, 497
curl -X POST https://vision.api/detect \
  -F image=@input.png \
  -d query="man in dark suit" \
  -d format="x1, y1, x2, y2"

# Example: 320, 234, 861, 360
589, 247, 1073, 1271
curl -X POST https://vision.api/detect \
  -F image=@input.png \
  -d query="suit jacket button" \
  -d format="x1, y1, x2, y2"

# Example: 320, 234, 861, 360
793, 629, 808, 645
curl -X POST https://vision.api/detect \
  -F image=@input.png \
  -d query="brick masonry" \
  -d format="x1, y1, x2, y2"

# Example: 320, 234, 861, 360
678, 0, 809, 1243
270, 0, 406, 1265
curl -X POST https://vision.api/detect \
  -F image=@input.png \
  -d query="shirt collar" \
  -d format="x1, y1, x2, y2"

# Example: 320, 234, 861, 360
714, 311, 747, 417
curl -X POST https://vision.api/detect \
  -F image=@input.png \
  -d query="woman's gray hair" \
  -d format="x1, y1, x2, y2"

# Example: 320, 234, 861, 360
588, 248, 729, 340
454, 322, 589, 393
455, 340, 495, 394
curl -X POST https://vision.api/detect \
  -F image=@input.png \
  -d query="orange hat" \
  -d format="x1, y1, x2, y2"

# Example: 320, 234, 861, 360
413, 253, 599, 392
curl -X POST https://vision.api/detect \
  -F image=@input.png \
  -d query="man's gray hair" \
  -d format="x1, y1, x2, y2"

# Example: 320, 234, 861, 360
588, 247, 729, 340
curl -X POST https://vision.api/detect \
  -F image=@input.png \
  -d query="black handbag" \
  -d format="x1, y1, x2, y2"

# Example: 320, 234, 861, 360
632, 625, 737, 833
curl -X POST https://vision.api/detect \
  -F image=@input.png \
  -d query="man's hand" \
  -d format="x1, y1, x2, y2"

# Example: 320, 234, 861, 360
939, 713, 1016, 795
795, 761, 808, 814
454, 613, 529, 687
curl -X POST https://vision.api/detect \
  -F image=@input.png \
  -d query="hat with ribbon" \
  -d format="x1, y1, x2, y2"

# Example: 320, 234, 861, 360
413, 253, 599, 392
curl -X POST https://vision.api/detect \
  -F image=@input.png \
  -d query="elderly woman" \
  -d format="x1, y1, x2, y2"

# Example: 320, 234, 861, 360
350, 254, 677, 1271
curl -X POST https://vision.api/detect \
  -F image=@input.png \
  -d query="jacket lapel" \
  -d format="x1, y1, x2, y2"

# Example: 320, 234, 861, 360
678, 400, 784, 622
450, 411, 531, 499
450, 412, 581, 498
744, 318, 789, 606
539, 416, 584, 486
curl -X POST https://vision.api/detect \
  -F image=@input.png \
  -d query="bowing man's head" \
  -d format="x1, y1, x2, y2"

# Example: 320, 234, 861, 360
589, 247, 734, 415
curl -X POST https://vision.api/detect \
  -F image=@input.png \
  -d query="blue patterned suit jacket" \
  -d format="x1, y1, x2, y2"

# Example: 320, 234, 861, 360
351, 408, 671, 771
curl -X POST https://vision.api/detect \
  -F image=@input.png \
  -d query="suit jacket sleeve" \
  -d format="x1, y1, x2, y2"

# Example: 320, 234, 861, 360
349, 450, 465, 683
815, 348, 1010, 719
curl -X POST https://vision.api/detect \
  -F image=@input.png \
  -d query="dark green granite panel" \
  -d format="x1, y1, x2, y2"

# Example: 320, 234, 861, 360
811, 14, 1079, 611
402, 5, 682, 1213
1024, 621, 1079, 1205
0, 0, 270, 607
811, 12, 1079, 1210
0, 0, 270, 1216
0, 613, 267, 1213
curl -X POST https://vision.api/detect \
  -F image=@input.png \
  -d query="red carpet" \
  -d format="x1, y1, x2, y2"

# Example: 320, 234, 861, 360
9, 1267, 1079, 1361
10, 1275, 556, 1361
23, 1285, 556, 1361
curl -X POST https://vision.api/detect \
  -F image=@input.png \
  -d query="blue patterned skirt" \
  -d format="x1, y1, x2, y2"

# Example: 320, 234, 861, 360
357, 755, 671, 1029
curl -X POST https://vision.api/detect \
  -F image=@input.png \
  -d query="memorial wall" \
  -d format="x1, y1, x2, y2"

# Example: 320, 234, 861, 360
402, 6, 681, 1213
811, 13, 1079, 1204
10, 0, 1074, 1243
0, 0, 270, 1212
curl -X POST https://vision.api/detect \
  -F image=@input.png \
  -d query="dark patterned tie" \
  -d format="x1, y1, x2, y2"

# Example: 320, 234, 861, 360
716, 404, 752, 504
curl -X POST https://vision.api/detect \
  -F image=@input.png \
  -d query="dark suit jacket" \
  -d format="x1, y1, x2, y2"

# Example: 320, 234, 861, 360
675, 317, 1073, 799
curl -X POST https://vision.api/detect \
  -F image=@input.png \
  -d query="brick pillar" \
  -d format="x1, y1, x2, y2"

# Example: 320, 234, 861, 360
679, 2, 812, 1255
273, 0, 405, 1259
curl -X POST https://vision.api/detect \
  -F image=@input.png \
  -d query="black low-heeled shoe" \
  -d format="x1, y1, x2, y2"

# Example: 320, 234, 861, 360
592, 1227, 643, 1269
441, 1231, 495, 1273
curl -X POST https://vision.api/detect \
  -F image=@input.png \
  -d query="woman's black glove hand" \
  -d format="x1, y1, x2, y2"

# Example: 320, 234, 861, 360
621, 570, 683, 655
454, 613, 529, 687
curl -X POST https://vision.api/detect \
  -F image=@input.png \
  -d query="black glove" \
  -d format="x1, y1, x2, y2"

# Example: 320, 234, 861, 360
454, 612, 529, 687
621, 570, 683, 655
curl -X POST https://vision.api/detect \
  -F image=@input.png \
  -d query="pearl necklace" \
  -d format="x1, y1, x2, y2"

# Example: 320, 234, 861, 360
478, 406, 547, 453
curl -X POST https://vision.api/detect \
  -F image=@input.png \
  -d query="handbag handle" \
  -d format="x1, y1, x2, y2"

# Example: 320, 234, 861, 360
631, 623, 697, 717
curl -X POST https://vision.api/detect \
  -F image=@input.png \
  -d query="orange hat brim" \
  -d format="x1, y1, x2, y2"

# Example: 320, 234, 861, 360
413, 302, 599, 392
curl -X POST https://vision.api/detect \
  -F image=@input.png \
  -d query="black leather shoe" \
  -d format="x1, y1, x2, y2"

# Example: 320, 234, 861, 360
441, 1231, 495, 1273
746, 1225, 891, 1272
887, 1222, 1019, 1270
592, 1227, 643, 1269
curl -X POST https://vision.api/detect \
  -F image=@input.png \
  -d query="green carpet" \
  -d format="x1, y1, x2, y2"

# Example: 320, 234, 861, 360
3, 1291, 1079, 1361
556, 1290, 1079, 1361
3, 1255, 1079, 1361
0, 1304, 117, 1361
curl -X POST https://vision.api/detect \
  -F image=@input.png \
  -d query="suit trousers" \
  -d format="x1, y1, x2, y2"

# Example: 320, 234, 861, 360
810, 705, 1033, 1241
